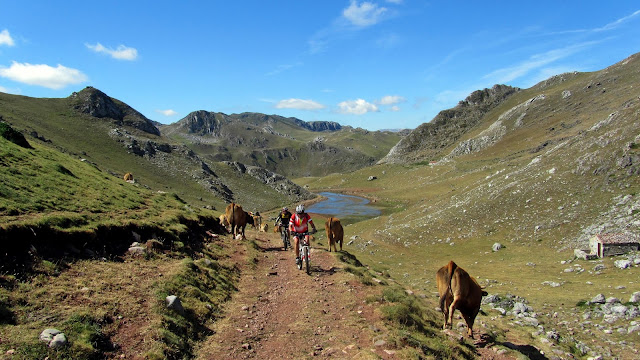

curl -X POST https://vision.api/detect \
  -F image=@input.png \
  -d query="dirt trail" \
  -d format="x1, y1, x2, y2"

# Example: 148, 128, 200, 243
195, 230, 397, 359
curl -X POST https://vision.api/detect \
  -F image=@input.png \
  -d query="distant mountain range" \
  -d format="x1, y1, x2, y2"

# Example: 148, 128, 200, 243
0, 86, 401, 210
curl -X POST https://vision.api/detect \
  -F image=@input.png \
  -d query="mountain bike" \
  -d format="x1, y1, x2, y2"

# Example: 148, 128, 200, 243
293, 231, 314, 274
274, 218, 291, 250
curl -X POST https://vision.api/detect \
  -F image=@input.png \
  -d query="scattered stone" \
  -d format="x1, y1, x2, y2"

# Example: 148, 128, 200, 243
593, 264, 606, 272
614, 260, 632, 269
629, 291, 640, 303
166, 295, 185, 315
242, 343, 251, 350
605, 297, 620, 304
492, 243, 503, 251
50, 333, 67, 348
373, 339, 386, 347
39, 328, 67, 348
128, 246, 146, 256
590, 294, 606, 304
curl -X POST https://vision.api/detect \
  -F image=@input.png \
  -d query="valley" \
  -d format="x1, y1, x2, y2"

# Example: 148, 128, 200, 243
2, 52, 640, 359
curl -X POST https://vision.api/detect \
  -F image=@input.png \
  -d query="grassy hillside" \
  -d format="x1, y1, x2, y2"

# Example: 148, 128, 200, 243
302, 52, 640, 358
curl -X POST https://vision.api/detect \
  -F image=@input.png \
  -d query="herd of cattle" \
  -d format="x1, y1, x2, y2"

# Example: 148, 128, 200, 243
216, 202, 487, 338
218, 202, 345, 252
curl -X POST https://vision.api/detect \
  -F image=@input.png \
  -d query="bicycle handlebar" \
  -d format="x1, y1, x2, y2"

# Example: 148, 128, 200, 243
291, 229, 316, 236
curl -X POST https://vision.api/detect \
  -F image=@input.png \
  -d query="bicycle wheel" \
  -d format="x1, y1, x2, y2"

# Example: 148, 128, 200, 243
282, 231, 288, 251
297, 246, 303, 270
303, 246, 310, 274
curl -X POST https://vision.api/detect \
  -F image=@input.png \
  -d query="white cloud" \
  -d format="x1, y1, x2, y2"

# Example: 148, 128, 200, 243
376, 95, 406, 105
386, 0, 403, 3
0, 29, 15, 46
343, 1, 387, 27
390, 105, 400, 112
157, 109, 178, 116
0, 61, 88, 89
86, 43, 138, 61
338, 99, 378, 115
483, 41, 597, 84
275, 98, 325, 110
265, 62, 302, 76
595, 9, 640, 32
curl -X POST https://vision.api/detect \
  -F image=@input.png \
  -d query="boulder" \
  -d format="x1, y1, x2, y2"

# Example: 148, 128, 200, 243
166, 295, 185, 315
590, 294, 606, 304
39, 328, 67, 348
614, 260, 632, 269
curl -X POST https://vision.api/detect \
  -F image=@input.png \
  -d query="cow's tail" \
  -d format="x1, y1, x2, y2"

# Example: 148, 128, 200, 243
329, 217, 335, 245
439, 261, 458, 310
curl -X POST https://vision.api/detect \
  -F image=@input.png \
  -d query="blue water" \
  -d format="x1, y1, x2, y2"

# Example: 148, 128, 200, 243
307, 192, 381, 218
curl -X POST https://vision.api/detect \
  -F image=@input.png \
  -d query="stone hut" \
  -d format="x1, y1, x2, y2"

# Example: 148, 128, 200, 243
589, 233, 639, 258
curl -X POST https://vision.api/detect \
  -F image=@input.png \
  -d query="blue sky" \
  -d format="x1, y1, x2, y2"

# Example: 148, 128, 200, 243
1, 1, 639, 131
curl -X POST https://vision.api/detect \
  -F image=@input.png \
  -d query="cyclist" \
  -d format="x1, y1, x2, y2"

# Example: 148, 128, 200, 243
275, 207, 292, 249
289, 204, 317, 266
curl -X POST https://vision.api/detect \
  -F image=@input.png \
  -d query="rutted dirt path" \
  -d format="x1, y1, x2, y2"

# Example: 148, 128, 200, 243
195, 230, 397, 360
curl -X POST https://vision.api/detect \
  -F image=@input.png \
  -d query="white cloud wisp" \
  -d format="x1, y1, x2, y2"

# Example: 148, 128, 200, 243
0, 61, 88, 89
0, 29, 15, 46
275, 98, 325, 111
86, 43, 138, 61
157, 109, 178, 116
343, 1, 388, 27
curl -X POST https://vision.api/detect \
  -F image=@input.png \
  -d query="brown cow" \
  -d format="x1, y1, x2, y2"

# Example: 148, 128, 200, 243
123, 172, 134, 182
224, 203, 251, 239
218, 214, 230, 233
324, 217, 344, 252
436, 261, 487, 338
250, 212, 262, 230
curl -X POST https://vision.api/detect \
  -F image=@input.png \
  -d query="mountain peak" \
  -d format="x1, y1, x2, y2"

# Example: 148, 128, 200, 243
69, 86, 160, 136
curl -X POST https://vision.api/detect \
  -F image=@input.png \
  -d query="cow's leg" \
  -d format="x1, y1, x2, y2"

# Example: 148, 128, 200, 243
441, 295, 452, 329
447, 297, 461, 329
463, 306, 480, 338
461, 311, 475, 338
339, 239, 342, 251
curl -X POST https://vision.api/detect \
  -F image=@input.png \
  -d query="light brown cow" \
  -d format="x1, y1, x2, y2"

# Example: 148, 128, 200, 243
324, 217, 344, 252
123, 172, 134, 182
251, 213, 262, 230
218, 214, 230, 233
436, 261, 487, 338
224, 203, 252, 239
260, 223, 269, 232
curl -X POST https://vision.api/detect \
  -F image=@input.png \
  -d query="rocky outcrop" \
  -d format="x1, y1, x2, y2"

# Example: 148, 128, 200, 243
379, 84, 519, 164
223, 161, 314, 201
293, 119, 342, 132
69, 87, 160, 136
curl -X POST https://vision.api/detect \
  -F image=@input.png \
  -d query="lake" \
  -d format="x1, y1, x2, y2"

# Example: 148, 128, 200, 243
306, 192, 381, 218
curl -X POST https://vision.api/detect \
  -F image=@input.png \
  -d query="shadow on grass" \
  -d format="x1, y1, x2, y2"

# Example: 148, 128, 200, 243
475, 333, 548, 360
502, 342, 548, 360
